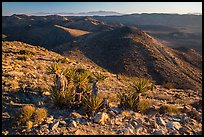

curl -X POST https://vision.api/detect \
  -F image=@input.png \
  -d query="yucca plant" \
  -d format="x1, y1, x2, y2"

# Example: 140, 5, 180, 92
49, 85, 75, 108
63, 67, 77, 82
118, 78, 153, 111
82, 94, 104, 117
118, 90, 140, 111
73, 70, 91, 88
46, 62, 61, 74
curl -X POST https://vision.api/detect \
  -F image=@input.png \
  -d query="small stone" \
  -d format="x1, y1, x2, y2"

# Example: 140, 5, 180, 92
128, 127, 134, 134
172, 122, 182, 130
166, 121, 174, 129
41, 124, 49, 129
93, 112, 109, 124
2, 112, 10, 119
50, 121, 59, 130
69, 120, 77, 127
153, 129, 165, 135
166, 121, 181, 130
170, 129, 180, 135
150, 120, 159, 128
59, 120, 67, 125
156, 117, 166, 126
71, 112, 82, 119
46, 116, 54, 124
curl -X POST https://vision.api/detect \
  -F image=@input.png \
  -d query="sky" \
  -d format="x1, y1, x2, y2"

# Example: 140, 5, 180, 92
2, 2, 202, 16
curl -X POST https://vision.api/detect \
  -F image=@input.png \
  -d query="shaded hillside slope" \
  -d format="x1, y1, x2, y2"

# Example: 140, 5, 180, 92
61, 26, 202, 91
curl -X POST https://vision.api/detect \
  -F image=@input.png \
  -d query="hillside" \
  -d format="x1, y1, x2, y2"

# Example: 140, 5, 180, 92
2, 41, 202, 135
59, 26, 202, 92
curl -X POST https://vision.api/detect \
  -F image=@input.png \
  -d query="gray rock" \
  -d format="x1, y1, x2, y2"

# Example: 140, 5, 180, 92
166, 121, 174, 129
156, 117, 166, 126
166, 121, 181, 130
135, 124, 143, 134
110, 107, 120, 114
136, 118, 145, 124
154, 129, 165, 135
50, 121, 59, 130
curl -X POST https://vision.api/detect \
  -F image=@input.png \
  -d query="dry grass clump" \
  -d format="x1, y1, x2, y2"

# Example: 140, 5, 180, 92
17, 105, 35, 125
163, 82, 175, 90
16, 105, 48, 127
17, 55, 28, 61
19, 50, 36, 56
34, 108, 47, 124
57, 58, 70, 63
137, 99, 151, 113
159, 104, 179, 115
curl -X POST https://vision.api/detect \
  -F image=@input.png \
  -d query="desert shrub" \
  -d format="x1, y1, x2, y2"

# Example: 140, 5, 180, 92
118, 90, 140, 111
132, 78, 153, 93
174, 93, 182, 99
93, 72, 108, 81
26, 121, 33, 130
73, 69, 92, 87
57, 58, 70, 63
17, 105, 35, 125
49, 85, 75, 108
137, 99, 151, 113
82, 94, 104, 116
159, 104, 179, 115
163, 82, 175, 90
118, 78, 153, 111
17, 55, 28, 61
19, 50, 36, 55
46, 62, 61, 74
34, 108, 47, 124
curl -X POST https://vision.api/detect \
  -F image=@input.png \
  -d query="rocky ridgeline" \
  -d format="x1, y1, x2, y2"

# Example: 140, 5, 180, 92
2, 41, 202, 135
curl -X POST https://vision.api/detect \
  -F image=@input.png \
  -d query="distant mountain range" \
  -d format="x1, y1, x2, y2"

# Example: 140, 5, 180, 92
33, 11, 123, 16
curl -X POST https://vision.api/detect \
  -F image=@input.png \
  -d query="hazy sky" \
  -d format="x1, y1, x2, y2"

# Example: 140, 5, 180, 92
2, 2, 202, 16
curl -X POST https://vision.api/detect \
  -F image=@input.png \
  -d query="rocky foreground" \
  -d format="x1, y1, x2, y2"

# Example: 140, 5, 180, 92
2, 41, 202, 135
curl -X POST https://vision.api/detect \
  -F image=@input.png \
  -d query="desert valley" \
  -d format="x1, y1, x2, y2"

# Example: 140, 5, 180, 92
2, 10, 202, 135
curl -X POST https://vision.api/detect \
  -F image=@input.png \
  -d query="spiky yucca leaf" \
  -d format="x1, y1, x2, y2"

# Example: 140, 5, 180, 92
93, 72, 108, 81
132, 78, 153, 93
82, 94, 103, 116
49, 86, 75, 108
63, 68, 77, 81
73, 70, 91, 86
46, 62, 61, 74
